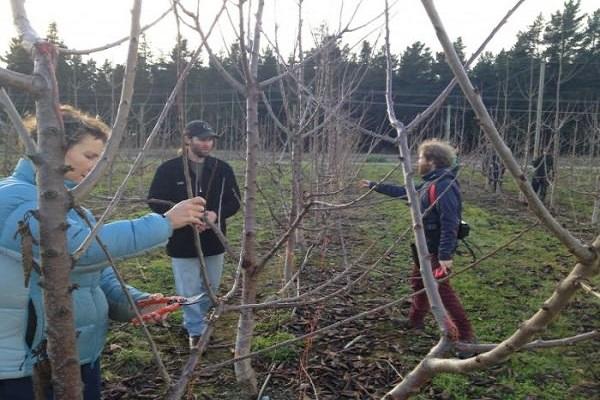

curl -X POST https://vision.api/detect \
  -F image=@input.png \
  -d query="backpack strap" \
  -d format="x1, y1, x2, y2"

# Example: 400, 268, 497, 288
428, 182, 437, 208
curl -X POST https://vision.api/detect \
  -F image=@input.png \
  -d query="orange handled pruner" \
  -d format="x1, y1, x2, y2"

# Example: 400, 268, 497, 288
131, 293, 206, 326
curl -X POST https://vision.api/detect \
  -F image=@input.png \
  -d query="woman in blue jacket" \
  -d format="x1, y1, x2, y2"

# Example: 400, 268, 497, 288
0, 106, 206, 399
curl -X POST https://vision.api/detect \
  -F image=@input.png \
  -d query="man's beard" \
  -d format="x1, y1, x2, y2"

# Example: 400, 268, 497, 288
417, 162, 431, 176
190, 146, 211, 159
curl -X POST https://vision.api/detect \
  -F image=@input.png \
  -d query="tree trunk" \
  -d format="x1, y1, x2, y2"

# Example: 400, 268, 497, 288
283, 132, 302, 292
533, 60, 545, 160
550, 38, 564, 210
592, 175, 600, 226
569, 119, 578, 187
34, 43, 83, 399
233, 1, 264, 392
234, 79, 260, 394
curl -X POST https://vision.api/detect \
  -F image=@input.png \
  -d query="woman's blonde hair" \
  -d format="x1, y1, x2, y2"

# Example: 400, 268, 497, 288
23, 105, 110, 149
418, 139, 456, 169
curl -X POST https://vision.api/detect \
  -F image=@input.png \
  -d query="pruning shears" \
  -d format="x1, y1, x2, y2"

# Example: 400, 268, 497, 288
131, 293, 206, 325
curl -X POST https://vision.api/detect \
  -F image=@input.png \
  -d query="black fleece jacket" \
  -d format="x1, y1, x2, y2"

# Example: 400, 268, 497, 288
148, 155, 240, 257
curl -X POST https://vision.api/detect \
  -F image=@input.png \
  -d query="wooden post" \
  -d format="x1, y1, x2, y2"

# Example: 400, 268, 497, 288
592, 175, 600, 226
444, 104, 451, 141
533, 60, 545, 160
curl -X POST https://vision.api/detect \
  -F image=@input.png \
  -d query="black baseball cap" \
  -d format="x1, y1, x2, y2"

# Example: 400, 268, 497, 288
184, 120, 219, 139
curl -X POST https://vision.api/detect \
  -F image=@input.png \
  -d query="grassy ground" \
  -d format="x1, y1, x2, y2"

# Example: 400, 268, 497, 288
87, 156, 600, 399
4, 153, 598, 399
353, 162, 600, 399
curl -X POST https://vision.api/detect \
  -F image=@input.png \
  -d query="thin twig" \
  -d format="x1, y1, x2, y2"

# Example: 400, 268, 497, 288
70, 4, 227, 260
0, 87, 38, 156
0, 67, 45, 95
61, 6, 173, 55
70, 0, 144, 200
211, 220, 539, 372
74, 207, 171, 384
580, 282, 600, 301
420, 0, 594, 264
455, 331, 600, 353
256, 363, 277, 400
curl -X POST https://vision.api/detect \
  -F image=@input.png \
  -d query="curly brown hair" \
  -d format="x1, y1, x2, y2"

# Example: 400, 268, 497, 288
23, 105, 110, 149
418, 139, 456, 169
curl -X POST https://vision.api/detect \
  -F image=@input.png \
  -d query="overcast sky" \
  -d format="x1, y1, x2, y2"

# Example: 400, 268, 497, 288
1, 1, 598, 67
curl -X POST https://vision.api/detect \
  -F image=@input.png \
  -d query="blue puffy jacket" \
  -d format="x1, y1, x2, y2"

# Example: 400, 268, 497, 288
369, 167, 462, 260
0, 159, 173, 379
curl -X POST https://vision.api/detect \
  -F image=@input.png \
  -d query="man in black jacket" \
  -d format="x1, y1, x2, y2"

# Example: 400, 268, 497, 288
531, 150, 554, 202
148, 120, 240, 347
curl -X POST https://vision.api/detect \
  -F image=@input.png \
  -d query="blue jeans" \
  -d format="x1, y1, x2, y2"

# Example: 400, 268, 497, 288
171, 254, 224, 337
0, 359, 102, 400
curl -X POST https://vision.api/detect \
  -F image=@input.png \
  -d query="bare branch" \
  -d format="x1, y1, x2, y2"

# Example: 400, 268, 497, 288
165, 318, 218, 399
258, 36, 339, 89
404, 0, 527, 134
420, 0, 594, 264
201, 219, 541, 377
580, 282, 600, 301
0, 67, 45, 95
260, 91, 292, 136
311, 163, 400, 210
75, 207, 171, 384
60, 6, 173, 55
177, 1, 246, 94
10, 0, 40, 50
279, 242, 315, 295
180, 154, 218, 306
0, 87, 37, 156
70, 0, 143, 200
237, 0, 253, 84
456, 331, 600, 353
255, 203, 312, 272
384, 0, 454, 340
71, 3, 227, 260
228, 231, 404, 312
12, 0, 81, 392
147, 198, 238, 258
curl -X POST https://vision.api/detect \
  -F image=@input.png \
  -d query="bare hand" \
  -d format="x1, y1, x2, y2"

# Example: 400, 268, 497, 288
434, 260, 452, 278
205, 210, 218, 224
164, 196, 206, 230
198, 210, 217, 233
358, 179, 372, 189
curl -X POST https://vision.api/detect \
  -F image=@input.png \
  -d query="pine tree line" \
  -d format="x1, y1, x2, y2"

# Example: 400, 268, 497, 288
2, 1, 599, 155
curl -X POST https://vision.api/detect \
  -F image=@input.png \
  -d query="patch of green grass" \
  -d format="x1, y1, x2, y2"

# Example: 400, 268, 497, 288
87, 157, 599, 398
354, 164, 598, 400
251, 331, 299, 363
255, 309, 294, 333
104, 330, 154, 376
365, 154, 392, 163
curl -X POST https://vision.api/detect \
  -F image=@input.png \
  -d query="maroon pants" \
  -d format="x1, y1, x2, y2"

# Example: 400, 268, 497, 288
409, 257, 474, 341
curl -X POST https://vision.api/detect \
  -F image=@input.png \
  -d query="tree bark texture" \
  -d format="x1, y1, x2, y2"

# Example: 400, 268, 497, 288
34, 42, 83, 399
234, 1, 265, 394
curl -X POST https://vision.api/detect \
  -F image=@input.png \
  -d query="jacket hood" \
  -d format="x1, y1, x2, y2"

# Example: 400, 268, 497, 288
13, 158, 78, 189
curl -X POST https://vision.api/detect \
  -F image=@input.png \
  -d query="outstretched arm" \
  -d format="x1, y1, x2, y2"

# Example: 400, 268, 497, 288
366, 180, 408, 198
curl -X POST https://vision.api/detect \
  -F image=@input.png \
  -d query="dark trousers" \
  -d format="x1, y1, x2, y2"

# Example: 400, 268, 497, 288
532, 177, 547, 202
409, 257, 474, 341
0, 360, 101, 400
